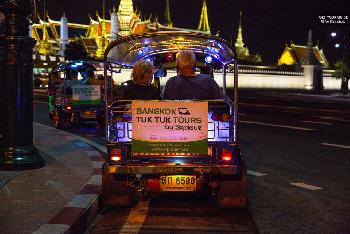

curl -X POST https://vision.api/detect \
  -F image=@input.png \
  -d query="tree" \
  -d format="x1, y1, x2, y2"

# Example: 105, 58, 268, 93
334, 52, 350, 95
64, 40, 89, 61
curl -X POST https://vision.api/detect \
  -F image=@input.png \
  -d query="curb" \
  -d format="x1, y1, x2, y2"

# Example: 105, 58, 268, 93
34, 140, 104, 234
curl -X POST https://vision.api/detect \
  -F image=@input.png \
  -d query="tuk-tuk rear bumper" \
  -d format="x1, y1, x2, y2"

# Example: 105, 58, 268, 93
105, 163, 241, 177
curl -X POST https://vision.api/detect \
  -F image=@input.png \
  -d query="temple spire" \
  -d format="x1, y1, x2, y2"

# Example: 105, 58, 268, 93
235, 11, 249, 58
118, 0, 134, 36
197, 0, 210, 34
235, 12, 245, 48
301, 29, 320, 65
95, 0, 108, 59
164, 0, 173, 27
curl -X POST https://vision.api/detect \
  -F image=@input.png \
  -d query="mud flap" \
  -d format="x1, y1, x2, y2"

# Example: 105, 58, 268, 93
102, 164, 137, 207
217, 160, 248, 208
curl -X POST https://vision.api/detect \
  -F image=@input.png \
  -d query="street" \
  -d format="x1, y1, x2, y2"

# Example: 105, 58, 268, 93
32, 90, 350, 233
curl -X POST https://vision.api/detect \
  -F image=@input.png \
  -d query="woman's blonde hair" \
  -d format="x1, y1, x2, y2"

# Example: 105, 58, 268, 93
131, 59, 153, 85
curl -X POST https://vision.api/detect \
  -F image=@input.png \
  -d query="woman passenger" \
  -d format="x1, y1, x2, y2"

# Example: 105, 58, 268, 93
122, 59, 160, 100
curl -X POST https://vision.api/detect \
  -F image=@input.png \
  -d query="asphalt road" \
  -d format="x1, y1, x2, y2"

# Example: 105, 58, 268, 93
33, 90, 350, 233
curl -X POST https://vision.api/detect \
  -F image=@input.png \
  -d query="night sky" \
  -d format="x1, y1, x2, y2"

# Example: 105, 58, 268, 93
38, 0, 350, 65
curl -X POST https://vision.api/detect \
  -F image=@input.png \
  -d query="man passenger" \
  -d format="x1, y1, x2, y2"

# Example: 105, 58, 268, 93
162, 50, 222, 100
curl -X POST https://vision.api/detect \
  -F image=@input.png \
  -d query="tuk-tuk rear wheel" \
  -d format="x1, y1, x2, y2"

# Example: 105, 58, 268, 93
97, 113, 105, 129
217, 160, 248, 209
53, 110, 72, 129
102, 164, 137, 207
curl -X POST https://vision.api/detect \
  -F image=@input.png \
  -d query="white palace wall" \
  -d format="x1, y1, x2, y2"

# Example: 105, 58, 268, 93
111, 68, 346, 90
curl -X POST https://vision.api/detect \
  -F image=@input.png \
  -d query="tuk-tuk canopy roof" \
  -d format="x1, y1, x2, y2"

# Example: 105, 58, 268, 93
105, 31, 236, 67
53, 61, 104, 73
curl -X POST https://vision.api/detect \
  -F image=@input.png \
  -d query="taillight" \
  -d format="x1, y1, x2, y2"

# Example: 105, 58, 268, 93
110, 149, 122, 162
211, 112, 231, 122
114, 114, 131, 122
114, 115, 124, 122
221, 113, 231, 122
221, 148, 232, 161
211, 112, 222, 121
166, 52, 174, 61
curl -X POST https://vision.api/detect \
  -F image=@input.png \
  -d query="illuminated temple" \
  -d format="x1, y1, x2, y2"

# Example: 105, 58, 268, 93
31, 0, 329, 69
278, 42, 329, 68
31, 0, 265, 66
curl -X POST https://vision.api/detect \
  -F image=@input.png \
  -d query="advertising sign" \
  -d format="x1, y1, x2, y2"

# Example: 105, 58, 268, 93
132, 101, 208, 155
72, 85, 101, 105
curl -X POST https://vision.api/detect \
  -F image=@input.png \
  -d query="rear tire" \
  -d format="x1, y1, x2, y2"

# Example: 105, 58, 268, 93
217, 160, 248, 209
53, 109, 72, 129
97, 113, 105, 129
102, 164, 137, 207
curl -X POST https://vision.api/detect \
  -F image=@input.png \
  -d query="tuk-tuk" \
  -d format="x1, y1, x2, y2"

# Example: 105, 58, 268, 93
102, 31, 247, 208
48, 61, 105, 129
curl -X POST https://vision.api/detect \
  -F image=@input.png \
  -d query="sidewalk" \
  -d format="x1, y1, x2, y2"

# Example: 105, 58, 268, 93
0, 123, 104, 233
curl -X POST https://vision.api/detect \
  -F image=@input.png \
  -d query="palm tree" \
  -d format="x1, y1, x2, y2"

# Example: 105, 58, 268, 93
334, 54, 350, 95
64, 41, 89, 61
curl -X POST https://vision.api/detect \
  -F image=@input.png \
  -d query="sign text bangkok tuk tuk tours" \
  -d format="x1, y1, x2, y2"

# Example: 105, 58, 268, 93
48, 61, 106, 129
102, 31, 247, 208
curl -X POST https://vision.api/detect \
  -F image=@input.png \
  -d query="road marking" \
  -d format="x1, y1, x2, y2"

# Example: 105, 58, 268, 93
311, 116, 350, 122
321, 143, 350, 149
302, 120, 333, 125
247, 170, 267, 177
284, 110, 302, 114
240, 102, 350, 115
120, 202, 150, 233
33, 101, 48, 104
290, 182, 323, 191
86, 134, 96, 137
240, 120, 315, 131
118, 224, 233, 232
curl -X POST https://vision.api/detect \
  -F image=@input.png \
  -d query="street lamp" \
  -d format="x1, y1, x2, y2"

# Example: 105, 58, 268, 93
0, 0, 45, 170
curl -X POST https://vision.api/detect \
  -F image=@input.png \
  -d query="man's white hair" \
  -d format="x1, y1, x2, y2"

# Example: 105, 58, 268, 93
176, 50, 196, 70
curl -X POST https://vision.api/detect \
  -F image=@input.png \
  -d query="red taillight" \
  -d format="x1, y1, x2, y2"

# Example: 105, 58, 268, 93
211, 112, 231, 122
221, 149, 232, 161
114, 115, 124, 122
211, 113, 221, 121
221, 113, 231, 122
111, 149, 122, 161
166, 52, 174, 61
